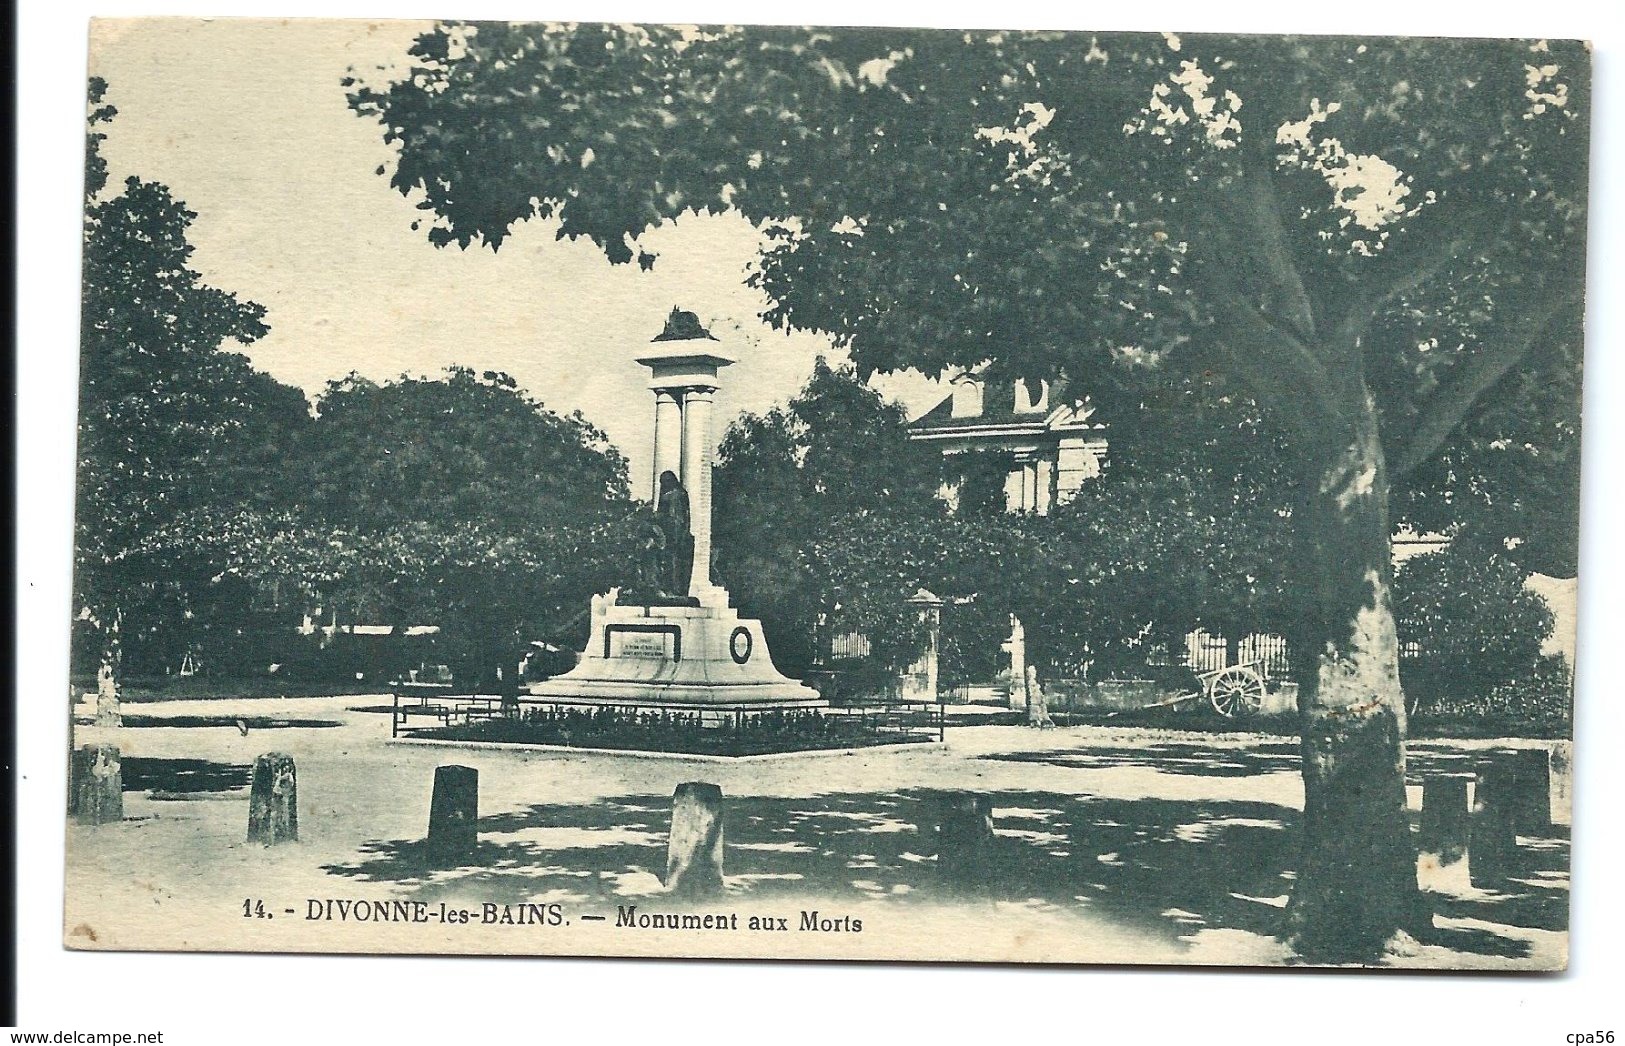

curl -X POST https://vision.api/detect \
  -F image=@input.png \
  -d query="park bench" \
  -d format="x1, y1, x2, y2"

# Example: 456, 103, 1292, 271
461, 694, 521, 723
391, 681, 456, 737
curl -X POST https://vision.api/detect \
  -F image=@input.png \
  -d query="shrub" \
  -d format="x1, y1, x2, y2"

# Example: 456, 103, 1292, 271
1394, 538, 1556, 706
1414, 654, 1573, 733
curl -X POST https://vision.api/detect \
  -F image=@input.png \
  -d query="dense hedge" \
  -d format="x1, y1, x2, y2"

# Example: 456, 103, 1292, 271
1411, 653, 1573, 734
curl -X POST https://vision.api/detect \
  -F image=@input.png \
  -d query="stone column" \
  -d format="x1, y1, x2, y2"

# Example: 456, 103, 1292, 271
903, 590, 944, 702
1034, 456, 1053, 516
1003, 462, 1024, 513
1002, 614, 1027, 710
681, 386, 718, 598
651, 389, 682, 501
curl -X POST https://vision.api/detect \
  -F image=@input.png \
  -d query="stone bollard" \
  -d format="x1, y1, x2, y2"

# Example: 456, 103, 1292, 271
95, 666, 121, 728
427, 765, 479, 861
1418, 775, 1470, 869
247, 752, 299, 846
1470, 760, 1518, 889
71, 744, 123, 825
934, 791, 997, 895
1508, 747, 1553, 834
1550, 742, 1573, 827
665, 782, 725, 898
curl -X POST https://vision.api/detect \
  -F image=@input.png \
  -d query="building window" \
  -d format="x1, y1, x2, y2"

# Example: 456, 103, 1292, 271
950, 375, 983, 418
1014, 377, 1048, 414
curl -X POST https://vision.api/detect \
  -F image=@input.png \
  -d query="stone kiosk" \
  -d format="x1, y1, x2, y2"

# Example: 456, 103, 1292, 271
529, 310, 824, 709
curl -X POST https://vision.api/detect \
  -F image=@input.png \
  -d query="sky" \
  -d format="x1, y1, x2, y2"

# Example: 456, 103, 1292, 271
87, 17, 944, 498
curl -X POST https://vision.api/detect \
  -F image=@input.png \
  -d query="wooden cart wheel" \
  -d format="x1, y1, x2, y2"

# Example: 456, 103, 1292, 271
1207, 666, 1266, 718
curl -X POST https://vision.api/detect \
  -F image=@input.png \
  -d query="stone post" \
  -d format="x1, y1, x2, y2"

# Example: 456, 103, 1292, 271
427, 764, 479, 861
247, 752, 299, 846
1550, 741, 1573, 826
680, 386, 717, 597
901, 589, 944, 703
1470, 760, 1517, 888
651, 389, 682, 502
1001, 615, 1027, 710
1418, 775, 1470, 870
71, 744, 123, 825
934, 791, 997, 895
665, 782, 725, 897
1508, 747, 1552, 834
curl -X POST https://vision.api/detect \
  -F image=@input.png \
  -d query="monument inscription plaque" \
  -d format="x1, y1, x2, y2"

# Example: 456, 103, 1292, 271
608, 627, 678, 661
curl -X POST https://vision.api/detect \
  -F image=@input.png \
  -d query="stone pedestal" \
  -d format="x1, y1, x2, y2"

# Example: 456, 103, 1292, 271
899, 589, 944, 703
1509, 747, 1552, 833
1001, 615, 1027, 711
934, 791, 997, 895
530, 591, 823, 707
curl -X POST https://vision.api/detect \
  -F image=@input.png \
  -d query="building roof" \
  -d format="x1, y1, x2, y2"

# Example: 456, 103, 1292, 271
908, 376, 1101, 435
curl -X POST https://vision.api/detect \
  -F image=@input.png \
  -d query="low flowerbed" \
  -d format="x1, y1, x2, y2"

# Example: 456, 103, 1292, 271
412, 703, 940, 756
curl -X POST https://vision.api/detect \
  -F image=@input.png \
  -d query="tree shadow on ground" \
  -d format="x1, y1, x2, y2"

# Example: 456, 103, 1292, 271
1429, 828, 1571, 943
122, 756, 250, 795
319, 784, 1566, 961
120, 715, 341, 730
983, 742, 1538, 786
981, 743, 1301, 777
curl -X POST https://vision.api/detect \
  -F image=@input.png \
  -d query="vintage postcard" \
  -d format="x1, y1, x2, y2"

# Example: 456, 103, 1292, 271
66, 17, 1586, 969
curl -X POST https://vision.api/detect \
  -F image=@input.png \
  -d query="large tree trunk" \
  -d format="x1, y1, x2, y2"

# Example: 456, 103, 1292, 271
1284, 391, 1427, 962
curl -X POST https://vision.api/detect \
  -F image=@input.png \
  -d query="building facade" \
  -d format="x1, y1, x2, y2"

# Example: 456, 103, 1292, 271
907, 370, 1107, 515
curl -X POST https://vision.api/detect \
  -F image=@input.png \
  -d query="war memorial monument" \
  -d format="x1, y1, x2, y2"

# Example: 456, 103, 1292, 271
529, 309, 825, 711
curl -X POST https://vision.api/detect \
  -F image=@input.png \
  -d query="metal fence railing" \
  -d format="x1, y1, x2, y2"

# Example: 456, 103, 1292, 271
1183, 631, 1291, 678
390, 687, 946, 749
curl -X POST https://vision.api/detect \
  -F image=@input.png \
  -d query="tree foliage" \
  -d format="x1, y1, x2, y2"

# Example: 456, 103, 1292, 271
287, 368, 638, 679
78, 78, 645, 683
348, 26, 1585, 431
295, 365, 629, 528
713, 358, 942, 672
77, 77, 307, 674
1394, 539, 1554, 704
349, 27, 1588, 956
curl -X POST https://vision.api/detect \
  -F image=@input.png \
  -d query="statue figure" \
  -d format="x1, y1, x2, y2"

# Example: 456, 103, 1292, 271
655, 470, 694, 597
633, 521, 667, 599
